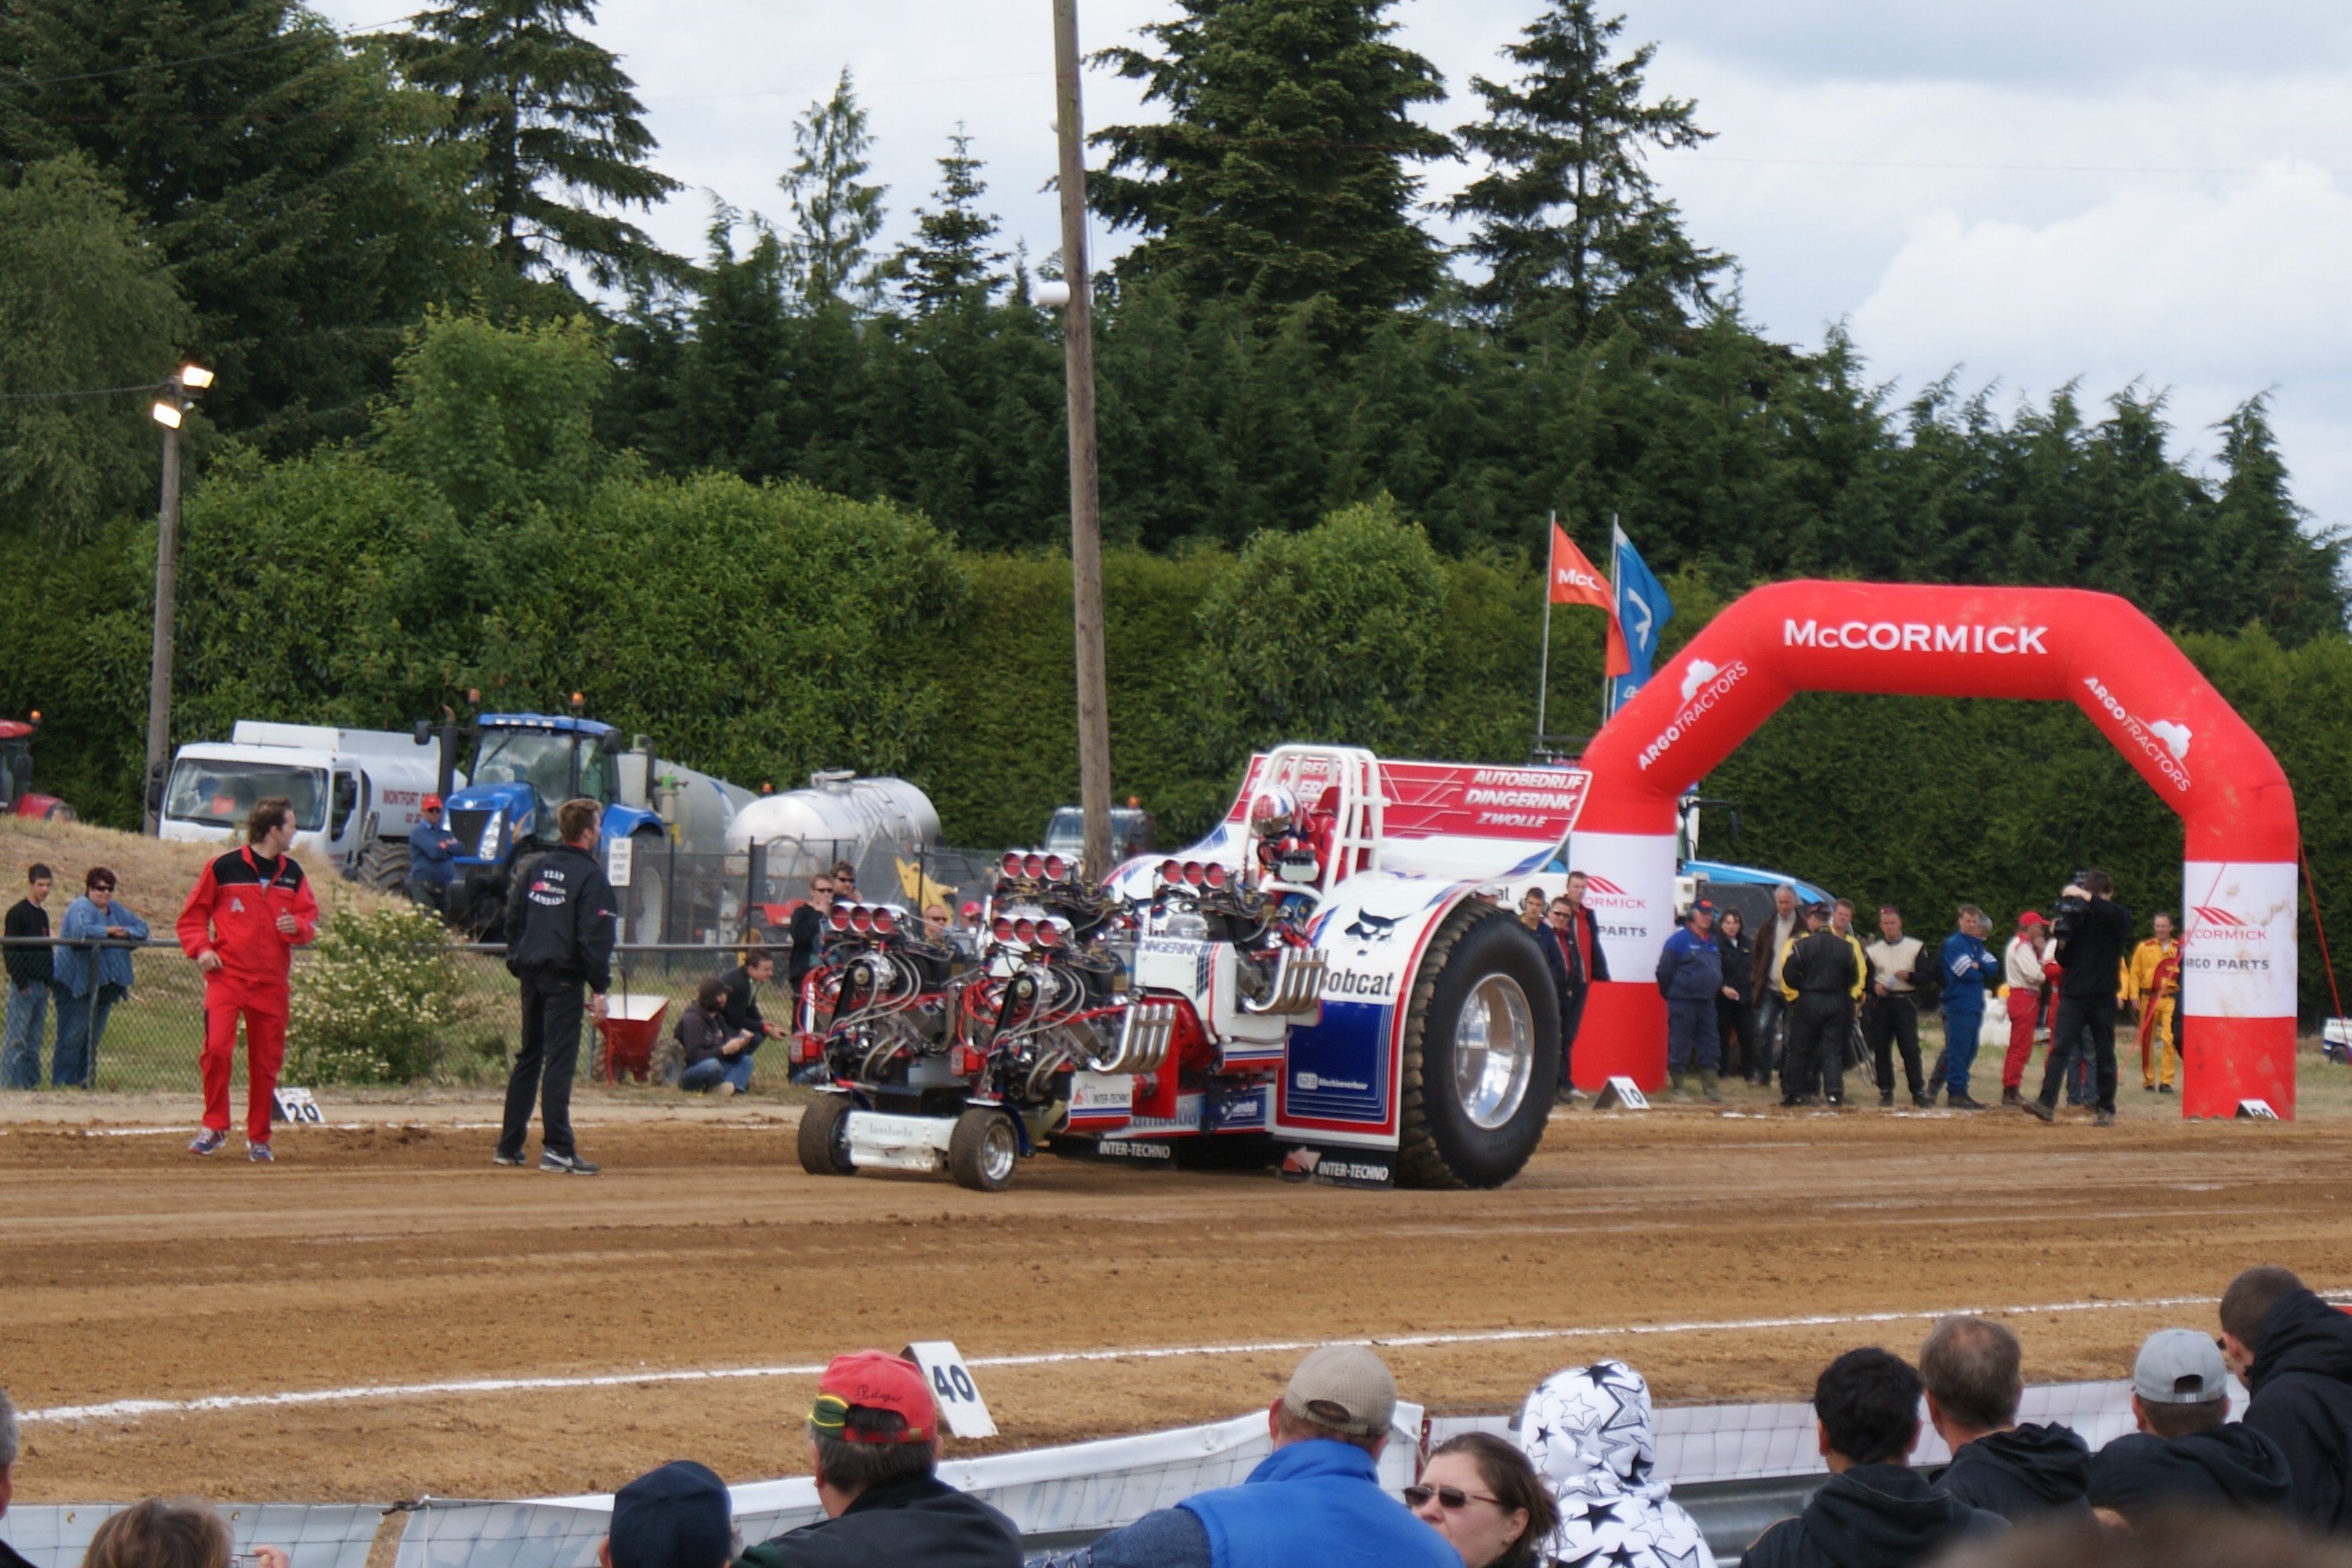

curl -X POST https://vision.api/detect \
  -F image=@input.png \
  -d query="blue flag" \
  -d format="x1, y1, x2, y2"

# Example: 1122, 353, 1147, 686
1606, 524, 1672, 716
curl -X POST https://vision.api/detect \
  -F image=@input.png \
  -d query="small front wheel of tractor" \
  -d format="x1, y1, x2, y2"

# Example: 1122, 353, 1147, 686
948, 1107, 1020, 1192
797, 1094, 857, 1176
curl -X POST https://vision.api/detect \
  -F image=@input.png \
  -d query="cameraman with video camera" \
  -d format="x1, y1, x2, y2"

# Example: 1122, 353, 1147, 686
2024, 870, 2132, 1127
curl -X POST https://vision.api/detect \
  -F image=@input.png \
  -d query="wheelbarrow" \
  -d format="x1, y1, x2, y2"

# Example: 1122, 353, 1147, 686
596, 995, 670, 1083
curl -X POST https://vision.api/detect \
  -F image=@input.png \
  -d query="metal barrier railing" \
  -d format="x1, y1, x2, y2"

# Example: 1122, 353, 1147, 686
0, 935, 790, 1096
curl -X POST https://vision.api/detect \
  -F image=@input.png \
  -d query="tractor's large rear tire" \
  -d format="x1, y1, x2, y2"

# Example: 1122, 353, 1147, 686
358, 837, 410, 893
1396, 902, 1560, 1189
797, 1094, 857, 1176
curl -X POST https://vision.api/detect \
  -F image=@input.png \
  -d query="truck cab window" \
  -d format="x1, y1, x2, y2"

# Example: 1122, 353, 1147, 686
331, 772, 360, 839
576, 742, 615, 805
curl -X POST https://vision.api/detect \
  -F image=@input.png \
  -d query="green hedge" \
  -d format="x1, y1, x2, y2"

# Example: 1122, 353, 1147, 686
8, 312, 2351, 1015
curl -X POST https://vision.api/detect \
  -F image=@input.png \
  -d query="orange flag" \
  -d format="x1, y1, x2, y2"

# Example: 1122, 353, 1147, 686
1549, 521, 1631, 677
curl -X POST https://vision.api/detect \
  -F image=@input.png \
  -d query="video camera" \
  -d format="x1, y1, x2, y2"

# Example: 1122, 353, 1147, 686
2052, 869, 2092, 940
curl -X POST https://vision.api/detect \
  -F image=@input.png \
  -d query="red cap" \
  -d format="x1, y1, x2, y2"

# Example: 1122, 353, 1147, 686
811, 1352, 935, 1445
2016, 910, 2047, 927
960, 902, 981, 919
422, 793, 442, 812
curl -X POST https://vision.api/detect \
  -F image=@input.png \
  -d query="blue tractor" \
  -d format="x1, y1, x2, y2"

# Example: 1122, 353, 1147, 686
419, 710, 753, 942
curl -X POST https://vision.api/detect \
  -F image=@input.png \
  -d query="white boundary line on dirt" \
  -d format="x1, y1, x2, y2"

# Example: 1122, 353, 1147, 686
23, 1291, 2232, 1425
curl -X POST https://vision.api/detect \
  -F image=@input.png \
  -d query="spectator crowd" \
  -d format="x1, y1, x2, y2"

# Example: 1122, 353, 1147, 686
1541, 867, 2180, 1120
4, 862, 151, 1091
5, 1264, 2347, 1568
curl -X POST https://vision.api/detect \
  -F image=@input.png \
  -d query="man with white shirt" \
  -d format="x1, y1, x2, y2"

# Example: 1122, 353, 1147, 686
1863, 906, 1929, 1108
1999, 913, 2049, 1108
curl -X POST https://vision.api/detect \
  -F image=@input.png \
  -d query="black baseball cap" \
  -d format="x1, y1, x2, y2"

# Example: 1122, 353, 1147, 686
608, 1461, 731, 1568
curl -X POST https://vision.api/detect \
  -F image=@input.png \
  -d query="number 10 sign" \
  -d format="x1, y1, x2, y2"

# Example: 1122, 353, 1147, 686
902, 1341, 998, 1439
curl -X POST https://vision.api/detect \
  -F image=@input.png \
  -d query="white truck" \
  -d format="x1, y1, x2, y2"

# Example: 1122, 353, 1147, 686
160, 721, 460, 887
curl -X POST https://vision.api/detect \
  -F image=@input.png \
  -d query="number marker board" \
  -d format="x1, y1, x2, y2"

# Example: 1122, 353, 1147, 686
1590, 1076, 1649, 1111
272, 1086, 323, 1123
902, 1340, 997, 1438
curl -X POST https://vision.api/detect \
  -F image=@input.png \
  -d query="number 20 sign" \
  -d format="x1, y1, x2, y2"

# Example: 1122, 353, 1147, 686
902, 1341, 997, 1439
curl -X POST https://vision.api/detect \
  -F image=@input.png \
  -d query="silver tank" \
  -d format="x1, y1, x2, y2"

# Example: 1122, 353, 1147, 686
652, 759, 757, 853
725, 771, 942, 887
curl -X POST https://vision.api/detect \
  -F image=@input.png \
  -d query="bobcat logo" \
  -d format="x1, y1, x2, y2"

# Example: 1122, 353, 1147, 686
1343, 910, 1403, 943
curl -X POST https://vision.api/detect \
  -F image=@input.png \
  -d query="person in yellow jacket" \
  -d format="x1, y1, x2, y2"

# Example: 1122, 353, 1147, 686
1776, 900, 1867, 1003
2125, 912, 2181, 1093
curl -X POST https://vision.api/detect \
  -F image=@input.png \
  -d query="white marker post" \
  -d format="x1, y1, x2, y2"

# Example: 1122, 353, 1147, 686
902, 1341, 997, 1439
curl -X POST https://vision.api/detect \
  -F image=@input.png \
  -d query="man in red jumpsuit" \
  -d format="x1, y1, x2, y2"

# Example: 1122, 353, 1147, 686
176, 797, 318, 1161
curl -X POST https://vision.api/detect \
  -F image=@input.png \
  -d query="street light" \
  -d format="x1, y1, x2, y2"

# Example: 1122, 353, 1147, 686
143, 361, 212, 835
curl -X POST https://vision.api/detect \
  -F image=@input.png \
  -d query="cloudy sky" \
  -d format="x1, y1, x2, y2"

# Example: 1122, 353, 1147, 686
321, 0, 2352, 530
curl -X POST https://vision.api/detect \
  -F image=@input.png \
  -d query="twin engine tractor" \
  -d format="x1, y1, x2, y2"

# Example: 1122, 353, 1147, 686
795, 745, 1593, 1192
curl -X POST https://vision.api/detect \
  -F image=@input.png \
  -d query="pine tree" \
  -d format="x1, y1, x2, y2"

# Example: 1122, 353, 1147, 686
780, 69, 886, 310
1447, 0, 1725, 338
394, 0, 681, 288
2213, 395, 2343, 643
1091, 0, 1452, 333
0, 0, 480, 448
884, 127, 1007, 314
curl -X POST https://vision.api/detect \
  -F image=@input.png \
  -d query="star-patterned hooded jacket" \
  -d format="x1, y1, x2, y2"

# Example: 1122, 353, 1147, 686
1517, 1361, 1717, 1568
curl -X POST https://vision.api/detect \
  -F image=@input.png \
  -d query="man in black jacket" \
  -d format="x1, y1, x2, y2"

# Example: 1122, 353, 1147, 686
1919, 1316, 2089, 1522
2089, 1328, 2292, 1529
787, 873, 837, 989
1781, 905, 1861, 1107
2, 864, 56, 1092
717, 949, 784, 1051
2221, 1265, 2352, 1534
737, 1352, 1020, 1568
2026, 869, 2132, 1127
1744, 1348, 2003, 1568
1545, 875, 1610, 1102
497, 798, 619, 1175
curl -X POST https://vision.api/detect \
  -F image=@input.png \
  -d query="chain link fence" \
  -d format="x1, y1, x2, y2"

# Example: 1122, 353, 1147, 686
0, 935, 794, 1097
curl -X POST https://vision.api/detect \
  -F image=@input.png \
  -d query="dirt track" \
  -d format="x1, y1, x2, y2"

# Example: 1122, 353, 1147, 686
3, 1097, 2345, 1503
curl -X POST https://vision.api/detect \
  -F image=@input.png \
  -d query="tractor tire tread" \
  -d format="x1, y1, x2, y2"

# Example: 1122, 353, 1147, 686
797, 1094, 856, 1176
1395, 900, 1558, 1190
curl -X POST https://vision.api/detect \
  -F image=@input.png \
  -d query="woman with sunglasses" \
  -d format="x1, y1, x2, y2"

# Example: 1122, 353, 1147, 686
1519, 1360, 1716, 1567
1409, 1433, 1557, 1568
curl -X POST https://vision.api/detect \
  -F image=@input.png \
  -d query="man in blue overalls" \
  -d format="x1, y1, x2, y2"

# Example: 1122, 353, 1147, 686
1937, 905, 2000, 1109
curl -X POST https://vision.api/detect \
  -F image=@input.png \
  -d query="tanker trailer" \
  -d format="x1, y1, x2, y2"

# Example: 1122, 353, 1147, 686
728, 771, 942, 934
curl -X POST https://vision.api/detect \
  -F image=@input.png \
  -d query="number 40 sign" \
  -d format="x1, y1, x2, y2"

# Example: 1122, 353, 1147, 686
902, 1341, 997, 1439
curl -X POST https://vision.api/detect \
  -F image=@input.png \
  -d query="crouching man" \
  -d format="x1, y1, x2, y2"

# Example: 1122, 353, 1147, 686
737, 1352, 1021, 1568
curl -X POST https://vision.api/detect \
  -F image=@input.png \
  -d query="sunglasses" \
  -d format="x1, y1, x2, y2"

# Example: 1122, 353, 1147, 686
1403, 1484, 1504, 1512
808, 1392, 913, 1440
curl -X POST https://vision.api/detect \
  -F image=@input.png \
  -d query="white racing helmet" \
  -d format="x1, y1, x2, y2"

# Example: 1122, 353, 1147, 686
1248, 785, 1299, 837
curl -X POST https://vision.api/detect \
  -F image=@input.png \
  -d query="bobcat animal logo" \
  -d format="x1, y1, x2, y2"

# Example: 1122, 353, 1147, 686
1344, 909, 1403, 942
1679, 659, 1719, 702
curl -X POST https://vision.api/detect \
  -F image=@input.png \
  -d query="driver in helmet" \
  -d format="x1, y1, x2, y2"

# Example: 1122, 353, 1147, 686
1250, 786, 1320, 887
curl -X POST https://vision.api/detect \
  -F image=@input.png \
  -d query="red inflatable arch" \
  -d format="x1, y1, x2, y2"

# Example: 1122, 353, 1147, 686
1569, 581, 2300, 1118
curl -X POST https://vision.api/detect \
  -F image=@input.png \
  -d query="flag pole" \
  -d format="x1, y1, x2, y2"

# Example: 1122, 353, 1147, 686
1600, 511, 1620, 722
1536, 511, 1555, 746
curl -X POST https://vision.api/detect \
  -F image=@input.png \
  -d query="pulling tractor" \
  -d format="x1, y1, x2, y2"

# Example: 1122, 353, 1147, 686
794, 744, 1588, 1191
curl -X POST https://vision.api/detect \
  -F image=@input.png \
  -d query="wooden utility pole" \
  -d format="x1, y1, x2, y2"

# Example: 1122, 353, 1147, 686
141, 418, 183, 836
1053, 0, 1115, 880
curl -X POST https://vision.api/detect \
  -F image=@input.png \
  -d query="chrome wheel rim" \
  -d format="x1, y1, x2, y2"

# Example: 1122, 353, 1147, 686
979, 1116, 1018, 1184
1454, 974, 1534, 1129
